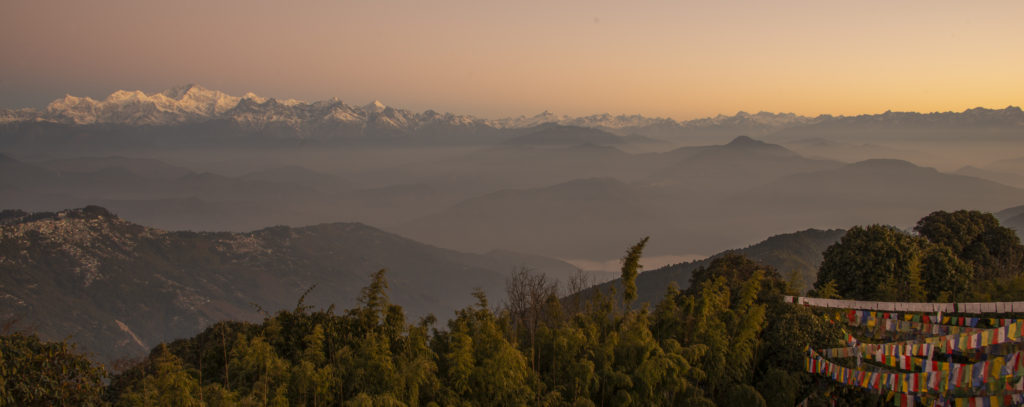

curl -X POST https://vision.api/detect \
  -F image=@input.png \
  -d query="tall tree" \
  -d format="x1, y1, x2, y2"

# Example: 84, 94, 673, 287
621, 237, 650, 306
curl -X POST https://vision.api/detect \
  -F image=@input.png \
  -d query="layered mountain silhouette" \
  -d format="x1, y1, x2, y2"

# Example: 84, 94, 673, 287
998, 205, 1024, 239
0, 207, 579, 362
398, 138, 1024, 259
643, 135, 843, 193
732, 159, 1024, 227
4, 134, 1022, 261
955, 166, 1024, 189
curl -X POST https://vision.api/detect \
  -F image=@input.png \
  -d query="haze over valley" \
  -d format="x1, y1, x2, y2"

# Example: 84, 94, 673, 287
2, 85, 1022, 360
3, 85, 1024, 268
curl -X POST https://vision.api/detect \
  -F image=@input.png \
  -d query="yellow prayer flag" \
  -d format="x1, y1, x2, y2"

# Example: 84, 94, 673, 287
991, 357, 1005, 379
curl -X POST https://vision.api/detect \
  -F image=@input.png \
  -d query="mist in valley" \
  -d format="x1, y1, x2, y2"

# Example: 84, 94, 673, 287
4, 88, 1024, 364
5, 101, 1024, 273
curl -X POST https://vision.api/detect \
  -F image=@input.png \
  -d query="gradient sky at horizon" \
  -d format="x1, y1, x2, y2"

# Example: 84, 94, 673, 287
2, 0, 1022, 120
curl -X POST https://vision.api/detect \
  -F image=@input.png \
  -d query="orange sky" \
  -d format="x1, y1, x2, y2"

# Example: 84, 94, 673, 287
2, 0, 1022, 120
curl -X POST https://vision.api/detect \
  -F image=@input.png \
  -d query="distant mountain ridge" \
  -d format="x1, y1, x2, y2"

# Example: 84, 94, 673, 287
997, 205, 1024, 240
4, 134, 1022, 261
3, 85, 1021, 144
0, 206, 580, 362
398, 138, 1024, 259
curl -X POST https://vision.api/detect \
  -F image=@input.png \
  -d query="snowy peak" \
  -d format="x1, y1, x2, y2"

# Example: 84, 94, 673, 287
21, 85, 318, 126
490, 111, 569, 128
687, 111, 815, 130
39, 85, 250, 125
363, 100, 388, 114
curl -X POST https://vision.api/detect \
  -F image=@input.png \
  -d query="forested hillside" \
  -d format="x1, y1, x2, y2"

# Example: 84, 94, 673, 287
0, 206, 578, 363
4, 242, 847, 406
3, 209, 1023, 406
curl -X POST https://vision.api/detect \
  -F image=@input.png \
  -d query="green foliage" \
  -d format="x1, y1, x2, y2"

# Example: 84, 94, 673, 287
115, 344, 202, 406
815, 225, 929, 301
719, 383, 766, 407
689, 253, 787, 301
819, 212, 1023, 302
755, 368, 799, 407
620, 237, 649, 306
229, 334, 291, 406
20, 212, 1024, 405
440, 293, 534, 407
813, 280, 839, 299
916, 210, 1024, 281
18, 242, 854, 407
0, 332, 106, 406
920, 244, 974, 301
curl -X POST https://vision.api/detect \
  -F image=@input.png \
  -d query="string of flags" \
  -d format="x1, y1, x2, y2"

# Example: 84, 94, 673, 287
806, 348, 1024, 394
821, 321, 1024, 356
794, 296, 1024, 406
838, 310, 989, 336
839, 309, 1023, 329
785, 296, 1024, 315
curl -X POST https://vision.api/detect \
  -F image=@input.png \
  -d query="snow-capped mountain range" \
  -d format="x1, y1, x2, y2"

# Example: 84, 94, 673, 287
2, 85, 1022, 140
0, 84, 817, 130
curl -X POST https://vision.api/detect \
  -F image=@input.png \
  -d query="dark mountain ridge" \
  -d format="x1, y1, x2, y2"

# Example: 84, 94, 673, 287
0, 206, 578, 362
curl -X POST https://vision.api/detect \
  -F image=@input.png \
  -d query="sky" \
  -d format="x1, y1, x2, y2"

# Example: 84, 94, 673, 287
2, 0, 1023, 120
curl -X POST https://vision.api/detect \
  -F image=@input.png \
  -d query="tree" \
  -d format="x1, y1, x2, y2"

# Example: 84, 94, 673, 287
920, 245, 974, 301
290, 325, 338, 407
815, 225, 927, 301
689, 253, 786, 301
621, 237, 649, 306
229, 334, 291, 406
354, 269, 392, 334
651, 255, 786, 405
0, 333, 106, 406
915, 210, 1024, 281
57, 239, 889, 406
505, 267, 559, 374
756, 302, 844, 407
392, 322, 437, 407
115, 344, 203, 407
436, 292, 534, 406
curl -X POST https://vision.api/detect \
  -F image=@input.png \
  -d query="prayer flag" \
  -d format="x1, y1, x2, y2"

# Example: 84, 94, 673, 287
973, 361, 989, 386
